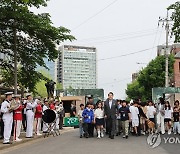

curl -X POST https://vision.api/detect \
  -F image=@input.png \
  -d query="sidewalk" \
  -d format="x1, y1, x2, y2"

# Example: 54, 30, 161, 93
0, 127, 74, 151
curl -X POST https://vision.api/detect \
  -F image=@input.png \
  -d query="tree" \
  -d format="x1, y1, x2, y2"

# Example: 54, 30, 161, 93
168, 1, 180, 43
0, 0, 75, 93
56, 81, 63, 91
126, 80, 145, 100
126, 55, 175, 100
35, 70, 52, 98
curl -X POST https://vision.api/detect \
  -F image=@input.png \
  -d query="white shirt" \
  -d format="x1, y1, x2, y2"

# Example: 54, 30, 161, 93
109, 100, 112, 109
26, 100, 37, 110
43, 105, 48, 112
0, 100, 13, 118
94, 108, 104, 119
129, 106, 139, 120
164, 108, 173, 119
147, 106, 156, 118
78, 110, 84, 121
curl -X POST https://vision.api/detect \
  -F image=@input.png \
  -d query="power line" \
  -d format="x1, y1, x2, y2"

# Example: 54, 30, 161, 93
80, 32, 162, 45
98, 47, 156, 61
72, 0, 119, 31
76, 28, 159, 42
96, 40, 173, 62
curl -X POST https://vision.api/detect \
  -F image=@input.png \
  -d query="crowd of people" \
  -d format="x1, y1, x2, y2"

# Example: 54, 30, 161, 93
0, 91, 179, 144
77, 92, 180, 139
0, 92, 64, 144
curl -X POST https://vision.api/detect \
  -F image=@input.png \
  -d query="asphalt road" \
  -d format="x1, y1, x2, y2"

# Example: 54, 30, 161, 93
1, 129, 179, 154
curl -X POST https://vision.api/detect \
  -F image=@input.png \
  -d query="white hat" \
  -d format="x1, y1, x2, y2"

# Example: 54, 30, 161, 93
5, 92, 13, 95
26, 93, 32, 97
13, 94, 21, 98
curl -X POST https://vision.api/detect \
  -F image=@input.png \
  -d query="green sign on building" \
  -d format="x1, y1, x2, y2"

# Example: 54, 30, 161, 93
64, 117, 79, 126
152, 87, 180, 103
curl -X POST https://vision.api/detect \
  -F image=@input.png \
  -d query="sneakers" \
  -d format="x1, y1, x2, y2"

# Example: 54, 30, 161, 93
141, 131, 145, 135
37, 133, 42, 136
168, 129, 171, 135
123, 135, 126, 138
97, 130, 101, 139
101, 132, 104, 138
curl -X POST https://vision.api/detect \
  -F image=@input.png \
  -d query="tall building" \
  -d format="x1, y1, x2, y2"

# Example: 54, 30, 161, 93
56, 45, 97, 89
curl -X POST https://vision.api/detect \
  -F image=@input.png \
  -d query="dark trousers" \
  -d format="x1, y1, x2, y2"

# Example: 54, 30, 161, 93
88, 123, 94, 137
137, 117, 141, 136
105, 119, 109, 134
59, 116, 63, 129
83, 123, 91, 136
106, 117, 115, 136
22, 113, 26, 131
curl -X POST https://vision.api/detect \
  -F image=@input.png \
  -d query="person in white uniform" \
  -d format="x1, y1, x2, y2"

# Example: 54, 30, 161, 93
156, 97, 165, 134
26, 93, 37, 138
0, 92, 13, 144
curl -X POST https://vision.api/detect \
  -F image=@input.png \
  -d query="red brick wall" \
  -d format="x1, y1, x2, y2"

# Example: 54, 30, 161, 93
174, 58, 180, 87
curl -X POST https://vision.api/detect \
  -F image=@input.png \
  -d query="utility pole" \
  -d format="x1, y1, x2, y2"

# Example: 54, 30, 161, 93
165, 10, 169, 88
158, 10, 171, 87
13, 1, 18, 95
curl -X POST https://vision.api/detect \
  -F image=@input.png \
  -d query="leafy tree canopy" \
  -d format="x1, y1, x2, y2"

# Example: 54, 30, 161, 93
0, 0, 75, 92
126, 55, 174, 101
168, 1, 180, 43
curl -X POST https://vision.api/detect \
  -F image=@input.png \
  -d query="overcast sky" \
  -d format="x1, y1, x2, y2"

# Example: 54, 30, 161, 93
32, 0, 177, 99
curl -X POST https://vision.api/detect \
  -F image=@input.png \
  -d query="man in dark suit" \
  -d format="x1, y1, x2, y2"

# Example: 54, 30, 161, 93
104, 92, 117, 139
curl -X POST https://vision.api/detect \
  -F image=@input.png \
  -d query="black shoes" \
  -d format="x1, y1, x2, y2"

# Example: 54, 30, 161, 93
110, 136, 114, 139
26, 137, 34, 138
80, 135, 82, 138
43, 131, 48, 133
126, 135, 128, 139
3, 142, 12, 144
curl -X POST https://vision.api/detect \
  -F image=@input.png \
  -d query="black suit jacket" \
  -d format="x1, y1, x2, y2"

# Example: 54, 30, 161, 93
104, 99, 117, 119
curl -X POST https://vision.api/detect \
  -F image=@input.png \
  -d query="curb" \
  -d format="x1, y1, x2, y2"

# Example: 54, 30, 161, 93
0, 127, 74, 151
